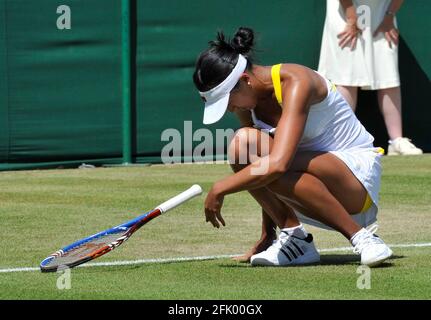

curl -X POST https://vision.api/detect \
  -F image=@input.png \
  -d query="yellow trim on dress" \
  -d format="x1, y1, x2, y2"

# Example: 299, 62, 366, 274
360, 148, 384, 213
271, 64, 283, 106
376, 147, 385, 155
330, 81, 337, 92
271, 64, 337, 105
360, 194, 373, 213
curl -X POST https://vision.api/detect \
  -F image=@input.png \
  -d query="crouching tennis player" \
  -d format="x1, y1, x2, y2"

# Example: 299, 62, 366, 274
193, 27, 393, 267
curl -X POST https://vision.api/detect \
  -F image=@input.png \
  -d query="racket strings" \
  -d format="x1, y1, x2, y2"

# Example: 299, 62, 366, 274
43, 232, 127, 268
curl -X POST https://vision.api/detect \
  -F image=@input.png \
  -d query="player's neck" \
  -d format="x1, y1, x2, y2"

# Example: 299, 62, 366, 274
250, 65, 274, 99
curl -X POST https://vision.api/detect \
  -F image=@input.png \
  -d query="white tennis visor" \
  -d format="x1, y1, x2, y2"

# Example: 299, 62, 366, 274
199, 54, 247, 125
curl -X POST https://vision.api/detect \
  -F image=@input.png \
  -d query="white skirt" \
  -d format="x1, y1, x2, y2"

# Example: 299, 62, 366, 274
277, 147, 383, 231
317, 0, 400, 90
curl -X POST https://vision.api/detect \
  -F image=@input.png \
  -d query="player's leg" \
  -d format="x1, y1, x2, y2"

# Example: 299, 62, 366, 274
260, 151, 392, 267
269, 151, 367, 239
229, 127, 392, 266
229, 127, 364, 239
228, 128, 301, 229
248, 150, 366, 266
228, 128, 311, 262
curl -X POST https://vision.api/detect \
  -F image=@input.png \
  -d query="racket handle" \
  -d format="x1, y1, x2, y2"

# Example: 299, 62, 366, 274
156, 184, 203, 213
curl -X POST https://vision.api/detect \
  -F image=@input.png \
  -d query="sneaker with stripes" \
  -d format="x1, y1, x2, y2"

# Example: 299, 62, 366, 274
250, 231, 320, 266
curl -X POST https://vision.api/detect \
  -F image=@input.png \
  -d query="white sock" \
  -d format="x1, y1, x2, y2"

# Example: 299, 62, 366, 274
350, 228, 368, 246
281, 224, 308, 239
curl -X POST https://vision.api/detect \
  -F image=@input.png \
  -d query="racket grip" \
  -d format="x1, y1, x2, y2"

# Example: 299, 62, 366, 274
156, 184, 203, 213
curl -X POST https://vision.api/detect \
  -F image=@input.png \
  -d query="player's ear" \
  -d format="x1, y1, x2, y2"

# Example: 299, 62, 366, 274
239, 73, 250, 82
234, 74, 250, 90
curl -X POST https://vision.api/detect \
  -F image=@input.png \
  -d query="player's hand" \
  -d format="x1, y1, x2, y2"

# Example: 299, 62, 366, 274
373, 16, 399, 48
204, 185, 226, 228
337, 20, 361, 50
232, 235, 276, 263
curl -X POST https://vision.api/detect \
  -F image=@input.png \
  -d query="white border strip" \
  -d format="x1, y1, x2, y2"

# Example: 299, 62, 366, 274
1, 242, 430, 274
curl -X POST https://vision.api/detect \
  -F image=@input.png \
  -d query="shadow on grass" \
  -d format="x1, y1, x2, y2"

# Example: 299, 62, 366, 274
218, 254, 404, 269
69, 257, 230, 273
59, 254, 405, 273
320, 254, 404, 267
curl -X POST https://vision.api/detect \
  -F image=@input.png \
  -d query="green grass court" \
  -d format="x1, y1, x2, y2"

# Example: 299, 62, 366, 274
0, 156, 430, 299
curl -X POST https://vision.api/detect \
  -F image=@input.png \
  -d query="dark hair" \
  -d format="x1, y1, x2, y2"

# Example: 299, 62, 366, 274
193, 27, 255, 92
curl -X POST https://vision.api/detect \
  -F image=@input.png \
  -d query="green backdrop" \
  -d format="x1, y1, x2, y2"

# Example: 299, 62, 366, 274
0, 0, 123, 169
0, 0, 429, 170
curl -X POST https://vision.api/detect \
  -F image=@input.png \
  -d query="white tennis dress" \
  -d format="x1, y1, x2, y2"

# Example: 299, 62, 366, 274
251, 70, 383, 230
318, 0, 400, 90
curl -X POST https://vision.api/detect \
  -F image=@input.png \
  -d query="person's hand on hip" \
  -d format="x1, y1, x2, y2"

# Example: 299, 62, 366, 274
374, 15, 399, 48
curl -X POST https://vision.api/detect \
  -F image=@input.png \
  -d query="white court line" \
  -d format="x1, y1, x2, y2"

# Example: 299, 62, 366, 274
1, 242, 430, 274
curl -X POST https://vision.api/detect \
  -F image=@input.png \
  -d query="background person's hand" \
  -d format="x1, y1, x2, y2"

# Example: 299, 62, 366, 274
337, 21, 361, 50
373, 15, 399, 48
204, 186, 226, 228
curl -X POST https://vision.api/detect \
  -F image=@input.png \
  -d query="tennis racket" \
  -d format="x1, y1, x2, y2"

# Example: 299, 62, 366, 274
40, 184, 203, 272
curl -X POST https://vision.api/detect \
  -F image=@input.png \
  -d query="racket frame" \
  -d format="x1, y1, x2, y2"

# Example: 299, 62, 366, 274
40, 209, 161, 272
40, 184, 202, 272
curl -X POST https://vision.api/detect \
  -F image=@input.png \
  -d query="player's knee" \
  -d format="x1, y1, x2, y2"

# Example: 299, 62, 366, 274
228, 128, 254, 166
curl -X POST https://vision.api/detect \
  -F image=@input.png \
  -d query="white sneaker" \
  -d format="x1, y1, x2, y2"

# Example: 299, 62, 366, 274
250, 231, 320, 267
352, 225, 393, 267
387, 137, 423, 156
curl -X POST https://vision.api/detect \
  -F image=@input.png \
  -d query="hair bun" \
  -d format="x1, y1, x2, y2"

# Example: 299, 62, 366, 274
194, 27, 255, 92
231, 27, 254, 56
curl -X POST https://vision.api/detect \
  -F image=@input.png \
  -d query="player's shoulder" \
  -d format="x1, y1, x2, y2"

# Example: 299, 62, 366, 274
279, 63, 315, 78
278, 63, 316, 90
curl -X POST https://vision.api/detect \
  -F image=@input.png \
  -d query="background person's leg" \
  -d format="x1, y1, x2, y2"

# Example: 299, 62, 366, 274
336, 85, 358, 110
378, 86, 423, 155
377, 86, 403, 140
